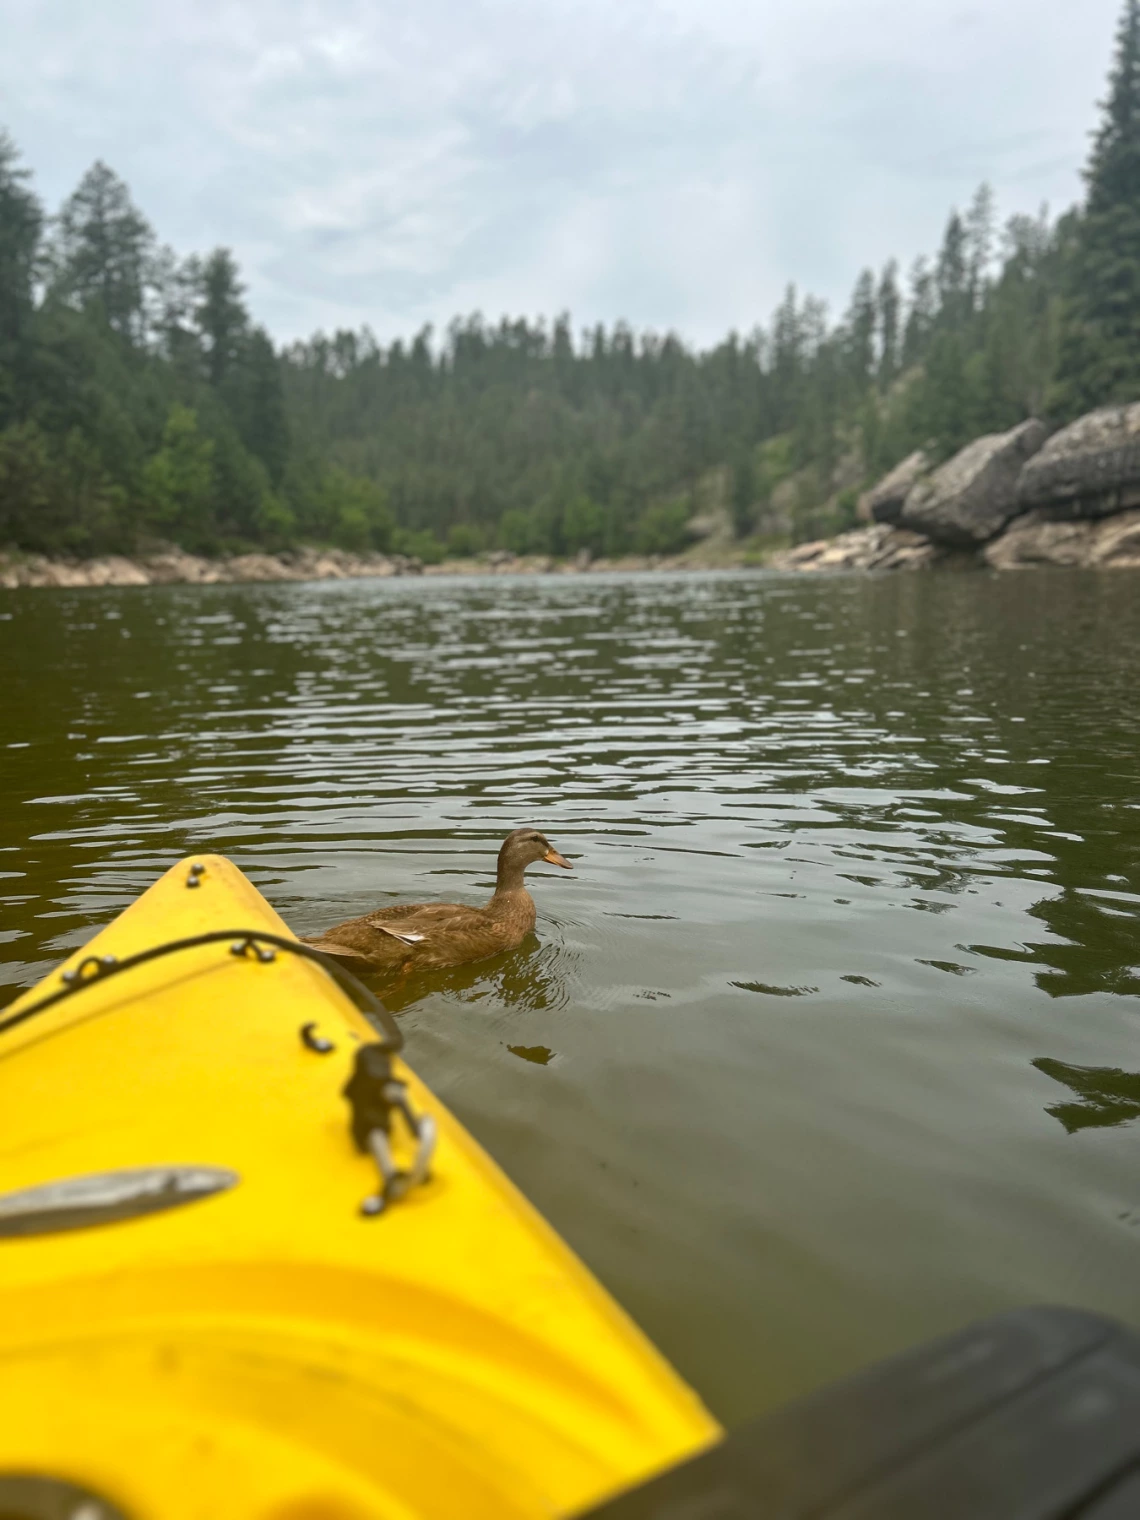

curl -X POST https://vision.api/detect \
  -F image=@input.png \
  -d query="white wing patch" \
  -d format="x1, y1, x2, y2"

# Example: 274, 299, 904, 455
375, 926, 427, 946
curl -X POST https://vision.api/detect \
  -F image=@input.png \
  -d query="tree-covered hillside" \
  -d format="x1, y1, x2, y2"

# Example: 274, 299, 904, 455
1, 0, 1137, 562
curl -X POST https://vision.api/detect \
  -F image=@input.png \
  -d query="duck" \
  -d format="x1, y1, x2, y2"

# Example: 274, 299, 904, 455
302, 827, 572, 975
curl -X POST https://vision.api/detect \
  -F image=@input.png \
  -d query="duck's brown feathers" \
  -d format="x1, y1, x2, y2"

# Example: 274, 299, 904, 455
302, 827, 570, 974
305, 893, 537, 973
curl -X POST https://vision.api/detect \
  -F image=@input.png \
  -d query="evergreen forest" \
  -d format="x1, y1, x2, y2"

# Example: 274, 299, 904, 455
3, 0, 1140, 563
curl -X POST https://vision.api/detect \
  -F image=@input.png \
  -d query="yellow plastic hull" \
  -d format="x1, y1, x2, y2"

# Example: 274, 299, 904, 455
0, 856, 717, 1519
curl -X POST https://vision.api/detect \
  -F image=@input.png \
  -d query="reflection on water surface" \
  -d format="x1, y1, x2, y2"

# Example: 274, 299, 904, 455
1, 569, 1138, 1419
1034, 1058, 1140, 1134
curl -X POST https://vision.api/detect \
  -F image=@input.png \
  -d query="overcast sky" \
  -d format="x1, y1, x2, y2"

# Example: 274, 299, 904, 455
0, 0, 1123, 348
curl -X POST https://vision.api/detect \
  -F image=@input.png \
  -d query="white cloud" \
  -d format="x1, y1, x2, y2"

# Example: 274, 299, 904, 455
0, 0, 1122, 346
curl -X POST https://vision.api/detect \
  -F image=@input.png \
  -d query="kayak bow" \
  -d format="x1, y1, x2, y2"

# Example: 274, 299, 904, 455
0, 855, 718, 1520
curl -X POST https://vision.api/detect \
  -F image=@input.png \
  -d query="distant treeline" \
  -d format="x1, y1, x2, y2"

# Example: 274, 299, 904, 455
2, 0, 1139, 560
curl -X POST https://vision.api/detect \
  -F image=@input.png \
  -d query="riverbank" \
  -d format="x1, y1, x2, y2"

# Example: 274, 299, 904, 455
7, 519, 1140, 590
0, 543, 738, 590
9, 401, 1140, 587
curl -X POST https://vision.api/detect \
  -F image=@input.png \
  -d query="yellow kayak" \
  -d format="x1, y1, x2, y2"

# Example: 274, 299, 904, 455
0, 855, 717, 1520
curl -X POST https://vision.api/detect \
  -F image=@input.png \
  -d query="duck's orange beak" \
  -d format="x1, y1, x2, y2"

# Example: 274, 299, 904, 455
543, 848, 572, 869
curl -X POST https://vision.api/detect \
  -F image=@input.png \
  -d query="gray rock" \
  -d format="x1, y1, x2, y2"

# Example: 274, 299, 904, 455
861, 450, 929, 525
1093, 510, 1140, 566
224, 552, 303, 582
143, 550, 225, 584
769, 524, 948, 573
984, 508, 1140, 570
899, 419, 1047, 545
1016, 402, 1140, 519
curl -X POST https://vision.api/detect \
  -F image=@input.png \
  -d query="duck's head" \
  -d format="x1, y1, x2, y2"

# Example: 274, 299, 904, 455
497, 827, 572, 884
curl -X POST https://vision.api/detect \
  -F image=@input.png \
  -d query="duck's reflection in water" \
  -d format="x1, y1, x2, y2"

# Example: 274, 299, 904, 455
1034, 1057, 1140, 1134
506, 1044, 556, 1065
365, 934, 570, 1017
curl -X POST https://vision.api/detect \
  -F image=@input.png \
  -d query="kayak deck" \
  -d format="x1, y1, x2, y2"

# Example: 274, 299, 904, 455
0, 855, 718, 1519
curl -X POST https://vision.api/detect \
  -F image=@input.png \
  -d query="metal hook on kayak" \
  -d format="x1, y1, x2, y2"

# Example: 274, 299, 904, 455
61, 954, 118, 987
343, 1045, 436, 1217
229, 935, 277, 963
362, 1105, 437, 1216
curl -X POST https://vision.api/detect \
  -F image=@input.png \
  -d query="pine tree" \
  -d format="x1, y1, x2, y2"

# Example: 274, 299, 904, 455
1052, 0, 1140, 415
195, 248, 248, 388
141, 404, 215, 541
0, 132, 42, 426
877, 261, 901, 385
730, 452, 756, 538
770, 286, 802, 431
978, 211, 1063, 425
147, 246, 201, 369
232, 327, 290, 484
923, 331, 973, 454
843, 268, 877, 393
964, 183, 997, 311
902, 257, 936, 368
51, 161, 153, 338
935, 212, 970, 331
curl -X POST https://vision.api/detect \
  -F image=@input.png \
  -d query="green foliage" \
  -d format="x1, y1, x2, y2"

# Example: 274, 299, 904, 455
560, 492, 605, 554
731, 453, 757, 538
1052, 0, 1140, 416
0, 143, 304, 558
753, 435, 795, 509
1, 9, 1139, 564
140, 404, 214, 541
0, 419, 124, 553
229, 327, 290, 485
195, 249, 248, 390
395, 527, 446, 564
498, 509, 531, 555
0, 421, 60, 549
309, 467, 394, 553
49, 162, 153, 339
446, 521, 486, 557
877, 261, 901, 386
634, 498, 691, 555
835, 487, 859, 530
0, 134, 42, 427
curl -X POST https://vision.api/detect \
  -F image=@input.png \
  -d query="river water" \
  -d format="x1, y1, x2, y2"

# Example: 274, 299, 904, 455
2, 570, 1138, 1421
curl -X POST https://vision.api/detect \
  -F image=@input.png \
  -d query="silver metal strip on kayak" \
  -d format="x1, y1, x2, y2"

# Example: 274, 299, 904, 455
0, 1166, 239, 1237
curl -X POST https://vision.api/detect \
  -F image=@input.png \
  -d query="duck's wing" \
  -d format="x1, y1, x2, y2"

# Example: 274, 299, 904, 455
365, 901, 486, 946
304, 938, 375, 965
301, 902, 492, 965
298, 905, 451, 962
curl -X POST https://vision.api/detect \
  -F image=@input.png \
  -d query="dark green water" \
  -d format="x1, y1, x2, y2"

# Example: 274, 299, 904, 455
2, 570, 1139, 1421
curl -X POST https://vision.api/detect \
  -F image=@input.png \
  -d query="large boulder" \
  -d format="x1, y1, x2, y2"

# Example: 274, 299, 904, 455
1016, 402, 1140, 519
984, 509, 1140, 570
860, 450, 929, 525
899, 419, 1047, 545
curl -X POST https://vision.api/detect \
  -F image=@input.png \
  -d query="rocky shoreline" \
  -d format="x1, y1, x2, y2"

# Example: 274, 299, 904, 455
771, 402, 1140, 573
0, 544, 715, 590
